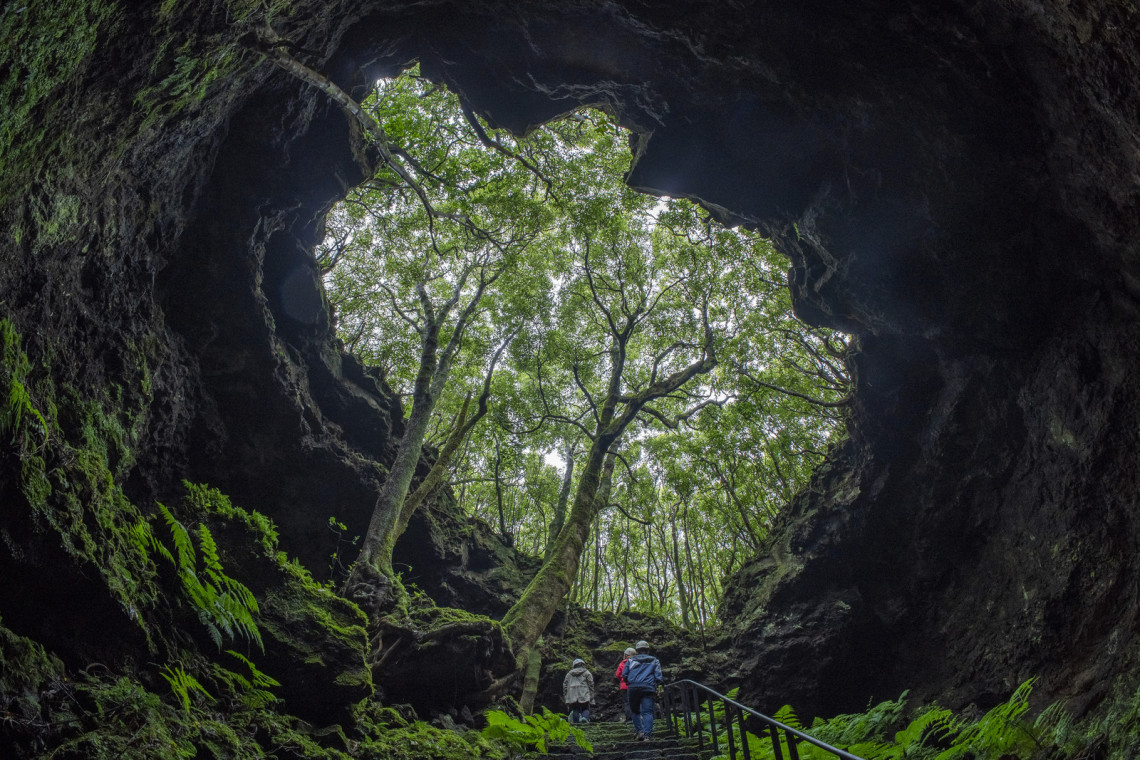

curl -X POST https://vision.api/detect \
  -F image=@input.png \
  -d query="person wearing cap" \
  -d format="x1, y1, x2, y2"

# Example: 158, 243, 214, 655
615, 646, 637, 722
562, 658, 595, 724
624, 640, 664, 740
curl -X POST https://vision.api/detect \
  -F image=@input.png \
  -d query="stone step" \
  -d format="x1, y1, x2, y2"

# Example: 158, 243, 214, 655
536, 721, 715, 760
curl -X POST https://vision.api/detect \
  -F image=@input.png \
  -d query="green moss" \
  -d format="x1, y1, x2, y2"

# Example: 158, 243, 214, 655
407, 586, 498, 631
31, 191, 84, 248
0, 619, 68, 724
0, 319, 47, 447
168, 482, 372, 697
350, 701, 507, 760
0, 0, 118, 196
133, 42, 248, 128
180, 480, 280, 556
356, 720, 507, 760
260, 573, 370, 680
1, 319, 160, 640
175, 481, 368, 653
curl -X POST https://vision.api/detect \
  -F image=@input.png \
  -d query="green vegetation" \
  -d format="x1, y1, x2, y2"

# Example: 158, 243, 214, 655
0, 649, 506, 760
144, 502, 265, 650
0, 0, 117, 195
480, 708, 592, 754
1, 319, 160, 635
0, 472, 518, 759
317, 66, 848, 636
688, 680, 1140, 760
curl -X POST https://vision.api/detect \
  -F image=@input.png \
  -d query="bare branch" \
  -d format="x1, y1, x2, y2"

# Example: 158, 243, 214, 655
461, 101, 556, 197
735, 364, 852, 409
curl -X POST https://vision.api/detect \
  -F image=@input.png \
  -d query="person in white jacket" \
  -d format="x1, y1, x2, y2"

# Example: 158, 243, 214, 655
562, 658, 595, 723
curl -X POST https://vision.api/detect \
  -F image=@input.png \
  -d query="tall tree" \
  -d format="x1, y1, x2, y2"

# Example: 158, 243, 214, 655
274, 41, 852, 638
500, 220, 729, 654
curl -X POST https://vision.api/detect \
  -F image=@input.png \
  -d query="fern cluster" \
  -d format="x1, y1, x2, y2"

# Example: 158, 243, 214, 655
211, 650, 281, 710
480, 708, 592, 754
142, 503, 263, 651
159, 663, 214, 715
699, 680, 1103, 760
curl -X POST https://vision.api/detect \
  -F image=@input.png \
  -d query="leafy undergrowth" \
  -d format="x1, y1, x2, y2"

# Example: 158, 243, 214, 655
0, 648, 509, 760
695, 680, 1140, 760
0, 479, 509, 760
480, 708, 592, 755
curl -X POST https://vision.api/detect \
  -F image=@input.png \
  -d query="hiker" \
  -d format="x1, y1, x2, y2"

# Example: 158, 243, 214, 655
563, 658, 595, 724
614, 646, 637, 723
624, 640, 664, 741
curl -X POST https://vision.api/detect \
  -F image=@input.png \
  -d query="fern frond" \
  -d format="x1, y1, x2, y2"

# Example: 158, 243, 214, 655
214, 652, 280, 709
131, 519, 175, 565
935, 679, 1036, 760
895, 707, 959, 749
845, 741, 900, 760
775, 704, 803, 730
200, 616, 224, 650
197, 525, 225, 584
225, 650, 280, 689
160, 664, 213, 714
158, 503, 196, 571
219, 575, 260, 615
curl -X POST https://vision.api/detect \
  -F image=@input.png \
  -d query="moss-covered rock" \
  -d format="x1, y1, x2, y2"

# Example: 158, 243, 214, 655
172, 482, 373, 723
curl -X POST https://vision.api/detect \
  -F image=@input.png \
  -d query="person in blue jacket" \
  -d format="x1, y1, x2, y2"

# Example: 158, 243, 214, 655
623, 640, 664, 740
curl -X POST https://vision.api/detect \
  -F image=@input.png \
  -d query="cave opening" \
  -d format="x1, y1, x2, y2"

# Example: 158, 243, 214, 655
124, 4, 1121, 727
314, 65, 849, 632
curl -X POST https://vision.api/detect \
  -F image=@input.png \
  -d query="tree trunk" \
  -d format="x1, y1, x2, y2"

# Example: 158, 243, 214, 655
501, 434, 616, 655
671, 516, 692, 629
347, 321, 441, 596
545, 443, 576, 560
493, 438, 511, 543
518, 641, 543, 714
591, 513, 601, 610
391, 393, 474, 543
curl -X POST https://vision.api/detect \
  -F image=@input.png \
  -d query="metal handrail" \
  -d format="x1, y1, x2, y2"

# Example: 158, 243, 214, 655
662, 679, 866, 760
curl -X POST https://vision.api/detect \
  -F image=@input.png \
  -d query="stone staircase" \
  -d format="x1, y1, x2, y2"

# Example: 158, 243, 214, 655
539, 719, 716, 760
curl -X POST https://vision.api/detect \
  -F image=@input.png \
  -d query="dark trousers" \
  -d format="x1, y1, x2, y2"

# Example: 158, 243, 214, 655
568, 701, 590, 723
628, 688, 656, 736
622, 688, 633, 722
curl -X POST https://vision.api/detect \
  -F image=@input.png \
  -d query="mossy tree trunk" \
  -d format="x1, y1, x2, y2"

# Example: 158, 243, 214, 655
545, 441, 577, 560
350, 303, 444, 584
501, 270, 717, 655
518, 639, 543, 714
346, 274, 494, 609
391, 330, 512, 546
251, 34, 515, 615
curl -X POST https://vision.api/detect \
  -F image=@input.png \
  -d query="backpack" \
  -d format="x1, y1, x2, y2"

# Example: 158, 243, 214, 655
623, 654, 658, 690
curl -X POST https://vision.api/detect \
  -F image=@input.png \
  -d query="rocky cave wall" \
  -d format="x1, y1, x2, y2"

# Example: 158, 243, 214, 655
2, 0, 1139, 729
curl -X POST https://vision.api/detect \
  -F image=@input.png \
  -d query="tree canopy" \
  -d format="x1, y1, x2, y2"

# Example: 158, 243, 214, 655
318, 65, 849, 636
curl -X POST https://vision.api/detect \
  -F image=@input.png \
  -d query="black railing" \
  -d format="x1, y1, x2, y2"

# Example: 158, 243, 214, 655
662, 680, 866, 760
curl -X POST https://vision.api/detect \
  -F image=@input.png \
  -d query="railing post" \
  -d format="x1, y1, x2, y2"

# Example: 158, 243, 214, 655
682, 685, 693, 738
662, 680, 862, 760
709, 692, 720, 756
786, 729, 801, 760
725, 702, 737, 760
769, 722, 785, 760
739, 710, 751, 760
694, 685, 705, 752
